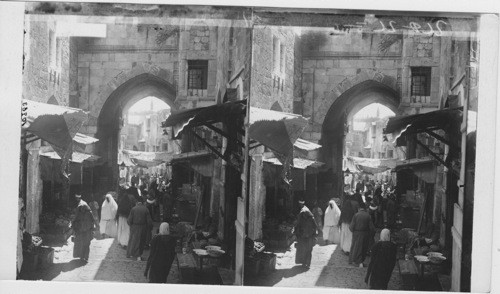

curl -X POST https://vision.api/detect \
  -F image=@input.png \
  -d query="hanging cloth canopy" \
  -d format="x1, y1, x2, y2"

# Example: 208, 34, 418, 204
22, 99, 88, 150
345, 156, 397, 175
119, 149, 174, 168
21, 99, 88, 178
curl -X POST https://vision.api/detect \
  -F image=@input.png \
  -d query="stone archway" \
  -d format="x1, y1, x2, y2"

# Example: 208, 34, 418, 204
312, 69, 399, 125
94, 72, 177, 193
319, 76, 401, 197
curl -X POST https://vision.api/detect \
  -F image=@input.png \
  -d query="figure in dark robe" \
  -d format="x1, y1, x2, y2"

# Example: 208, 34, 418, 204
373, 185, 383, 228
365, 229, 397, 289
127, 198, 153, 260
294, 200, 318, 268
127, 182, 142, 203
353, 189, 365, 207
386, 193, 398, 230
144, 222, 177, 283
349, 203, 375, 267
72, 194, 97, 262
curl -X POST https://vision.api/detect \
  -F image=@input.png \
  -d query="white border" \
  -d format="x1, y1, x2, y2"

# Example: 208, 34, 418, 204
0, 1, 499, 294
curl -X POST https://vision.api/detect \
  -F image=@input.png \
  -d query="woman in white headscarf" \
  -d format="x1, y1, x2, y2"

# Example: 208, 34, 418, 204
144, 222, 177, 283
99, 193, 118, 238
365, 228, 397, 290
323, 199, 341, 244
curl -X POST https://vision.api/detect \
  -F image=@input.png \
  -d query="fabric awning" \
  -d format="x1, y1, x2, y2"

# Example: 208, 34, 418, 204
162, 100, 246, 138
162, 100, 309, 164
40, 149, 99, 164
249, 107, 309, 160
345, 156, 396, 174
263, 157, 324, 170
293, 138, 321, 151
73, 132, 98, 153
22, 99, 88, 178
22, 99, 88, 150
383, 107, 462, 144
120, 149, 174, 168
73, 133, 99, 145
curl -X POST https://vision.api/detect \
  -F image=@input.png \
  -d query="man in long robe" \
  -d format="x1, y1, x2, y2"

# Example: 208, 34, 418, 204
294, 200, 318, 268
127, 198, 153, 261
323, 199, 341, 244
100, 193, 118, 238
72, 194, 97, 262
349, 203, 375, 267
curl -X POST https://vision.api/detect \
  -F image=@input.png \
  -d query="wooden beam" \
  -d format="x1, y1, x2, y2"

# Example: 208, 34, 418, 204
424, 130, 460, 151
25, 137, 41, 145
204, 123, 245, 148
249, 143, 263, 150
416, 139, 449, 168
189, 130, 241, 172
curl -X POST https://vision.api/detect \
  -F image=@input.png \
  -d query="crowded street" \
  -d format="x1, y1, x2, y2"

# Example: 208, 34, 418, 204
14, 2, 484, 292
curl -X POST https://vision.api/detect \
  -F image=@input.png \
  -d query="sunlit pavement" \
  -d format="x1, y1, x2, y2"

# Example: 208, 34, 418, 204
23, 223, 179, 283
246, 241, 401, 289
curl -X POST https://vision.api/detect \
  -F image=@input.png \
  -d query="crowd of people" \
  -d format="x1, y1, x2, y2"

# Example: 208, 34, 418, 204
293, 180, 399, 290
70, 172, 178, 283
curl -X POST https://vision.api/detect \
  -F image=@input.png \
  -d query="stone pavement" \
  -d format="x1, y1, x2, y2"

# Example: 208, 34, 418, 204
21, 232, 401, 289
20, 230, 180, 283
246, 242, 402, 289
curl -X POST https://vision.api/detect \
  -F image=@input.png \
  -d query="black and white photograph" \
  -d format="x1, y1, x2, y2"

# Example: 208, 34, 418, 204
1, 1, 499, 293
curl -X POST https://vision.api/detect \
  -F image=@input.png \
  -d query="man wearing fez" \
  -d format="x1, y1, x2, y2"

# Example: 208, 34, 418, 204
293, 200, 319, 268
72, 194, 97, 262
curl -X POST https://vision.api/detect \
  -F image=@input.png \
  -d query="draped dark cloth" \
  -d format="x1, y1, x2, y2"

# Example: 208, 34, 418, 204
72, 200, 95, 260
294, 206, 318, 266
365, 241, 398, 289
386, 196, 397, 229
145, 235, 177, 283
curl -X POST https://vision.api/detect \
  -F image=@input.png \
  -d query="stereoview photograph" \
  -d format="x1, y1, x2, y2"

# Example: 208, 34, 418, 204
16, 2, 487, 292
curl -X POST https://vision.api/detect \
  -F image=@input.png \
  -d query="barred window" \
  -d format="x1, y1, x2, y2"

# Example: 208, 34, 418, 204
411, 67, 432, 97
187, 60, 208, 89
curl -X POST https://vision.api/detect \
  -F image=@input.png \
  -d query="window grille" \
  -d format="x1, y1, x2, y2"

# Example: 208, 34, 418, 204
411, 67, 432, 101
187, 60, 208, 89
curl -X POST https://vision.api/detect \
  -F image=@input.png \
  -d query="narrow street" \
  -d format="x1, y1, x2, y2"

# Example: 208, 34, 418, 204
247, 241, 401, 289
22, 235, 401, 289
20, 233, 179, 283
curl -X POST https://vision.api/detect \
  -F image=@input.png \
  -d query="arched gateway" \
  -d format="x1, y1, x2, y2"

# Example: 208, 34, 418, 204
95, 71, 177, 193
318, 71, 401, 197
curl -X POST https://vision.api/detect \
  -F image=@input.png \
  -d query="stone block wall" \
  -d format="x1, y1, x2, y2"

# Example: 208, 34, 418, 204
23, 20, 50, 103
297, 28, 447, 143
23, 19, 71, 106
74, 23, 181, 133
250, 26, 295, 112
